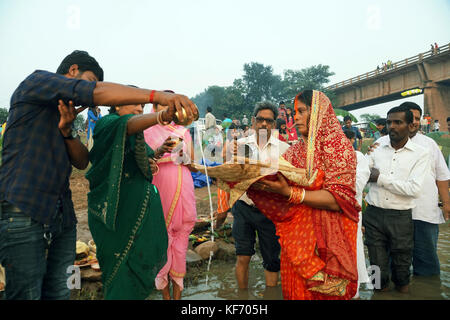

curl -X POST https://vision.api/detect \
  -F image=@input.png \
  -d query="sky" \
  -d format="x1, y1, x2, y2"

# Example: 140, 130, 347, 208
0, 0, 449, 122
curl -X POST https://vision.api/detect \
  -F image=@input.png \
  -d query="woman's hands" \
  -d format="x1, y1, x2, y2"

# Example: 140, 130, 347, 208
148, 158, 159, 175
154, 137, 177, 159
251, 173, 292, 198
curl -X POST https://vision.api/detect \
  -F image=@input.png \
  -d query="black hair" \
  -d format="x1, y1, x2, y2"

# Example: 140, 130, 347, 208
387, 105, 414, 124
375, 118, 386, 126
343, 129, 356, 140
89, 106, 99, 117
296, 90, 313, 107
207, 106, 212, 113
253, 101, 278, 119
399, 101, 422, 116
279, 101, 285, 105
447, 117, 450, 122
343, 115, 352, 122
276, 118, 287, 134
109, 85, 139, 114
223, 113, 228, 118
56, 50, 104, 81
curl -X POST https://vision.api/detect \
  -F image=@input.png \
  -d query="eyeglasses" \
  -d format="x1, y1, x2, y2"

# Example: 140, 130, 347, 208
255, 117, 275, 125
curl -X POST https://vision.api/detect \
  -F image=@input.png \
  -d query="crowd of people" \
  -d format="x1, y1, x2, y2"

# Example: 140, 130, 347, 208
0, 49, 449, 301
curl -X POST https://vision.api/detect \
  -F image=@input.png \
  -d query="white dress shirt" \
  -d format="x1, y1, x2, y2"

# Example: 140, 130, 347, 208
355, 151, 370, 285
237, 133, 290, 206
205, 112, 216, 130
355, 151, 370, 207
375, 133, 450, 223
365, 138, 431, 210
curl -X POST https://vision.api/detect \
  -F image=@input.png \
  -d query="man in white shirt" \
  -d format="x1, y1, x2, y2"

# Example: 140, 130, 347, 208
372, 102, 450, 277
226, 102, 290, 291
242, 115, 249, 126
204, 106, 216, 131
343, 130, 371, 299
364, 105, 431, 294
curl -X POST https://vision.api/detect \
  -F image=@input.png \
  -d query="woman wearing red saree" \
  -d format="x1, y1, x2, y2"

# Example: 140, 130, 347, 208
285, 107, 298, 144
247, 90, 360, 300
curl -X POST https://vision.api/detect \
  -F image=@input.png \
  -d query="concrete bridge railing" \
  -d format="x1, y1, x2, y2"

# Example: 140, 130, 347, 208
326, 43, 450, 91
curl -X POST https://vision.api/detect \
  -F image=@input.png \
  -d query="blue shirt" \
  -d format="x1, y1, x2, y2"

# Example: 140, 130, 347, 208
342, 125, 362, 149
0, 70, 96, 227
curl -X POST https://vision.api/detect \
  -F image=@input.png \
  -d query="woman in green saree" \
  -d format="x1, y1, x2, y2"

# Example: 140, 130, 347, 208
86, 94, 197, 300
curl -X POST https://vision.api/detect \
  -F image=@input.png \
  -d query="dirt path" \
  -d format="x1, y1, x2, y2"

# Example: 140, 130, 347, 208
70, 171, 219, 243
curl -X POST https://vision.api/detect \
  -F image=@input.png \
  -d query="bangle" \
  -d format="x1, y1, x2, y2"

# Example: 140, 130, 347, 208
299, 188, 306, 203
288, 187, 294, 201
152, 163, 160, 176
288, 187, 306, 204
157, 110, 169, 126
149, 90, 156, 103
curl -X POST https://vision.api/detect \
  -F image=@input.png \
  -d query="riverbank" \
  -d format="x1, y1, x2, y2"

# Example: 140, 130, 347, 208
70, 170, 236, 300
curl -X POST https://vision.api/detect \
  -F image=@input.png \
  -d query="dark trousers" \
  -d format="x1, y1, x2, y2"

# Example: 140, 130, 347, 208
362, 205, 413, 289
0, 203, 76, 300
413, 220, 440, 276
232, 200, 280, 272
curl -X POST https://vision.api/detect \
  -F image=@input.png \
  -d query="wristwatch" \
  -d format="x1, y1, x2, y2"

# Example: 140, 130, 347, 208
63, 130, 77, 140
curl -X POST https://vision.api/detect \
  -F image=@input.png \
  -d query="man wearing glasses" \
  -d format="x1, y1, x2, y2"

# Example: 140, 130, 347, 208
229, 102, 290, 295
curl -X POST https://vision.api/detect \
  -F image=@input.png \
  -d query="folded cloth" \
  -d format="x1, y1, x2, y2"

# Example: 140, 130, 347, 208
193, 156, 317, 207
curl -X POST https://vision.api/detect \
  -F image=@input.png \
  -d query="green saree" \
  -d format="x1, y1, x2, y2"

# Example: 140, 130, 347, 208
86, 113, 168, 300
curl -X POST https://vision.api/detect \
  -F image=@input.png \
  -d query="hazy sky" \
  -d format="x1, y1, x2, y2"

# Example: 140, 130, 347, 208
1, 0, 449, 121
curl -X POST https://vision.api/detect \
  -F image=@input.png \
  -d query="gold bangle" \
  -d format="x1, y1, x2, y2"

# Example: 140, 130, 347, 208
157, 110, 169, 126
153, 163, 160, 176
299, 188, 306, 204
287, 187, 294, 201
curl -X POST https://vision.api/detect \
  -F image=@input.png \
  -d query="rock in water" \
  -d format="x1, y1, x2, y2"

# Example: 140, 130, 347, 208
194, 241, 219, 260
186, 249, 203, 266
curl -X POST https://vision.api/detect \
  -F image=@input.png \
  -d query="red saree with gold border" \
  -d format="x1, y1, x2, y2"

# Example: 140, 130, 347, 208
247, 91, 360, 300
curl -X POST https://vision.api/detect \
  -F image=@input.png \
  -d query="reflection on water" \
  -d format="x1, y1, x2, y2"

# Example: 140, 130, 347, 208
148, 222, 449, 300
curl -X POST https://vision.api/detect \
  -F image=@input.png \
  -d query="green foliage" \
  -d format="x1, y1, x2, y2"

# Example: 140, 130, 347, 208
74, 114, 86, 132
0, 107, 8, 124
0, 134, 3, 165
334, 109, 358, 123
427, 132, 450, 166
359, 113, 381, 123
192, 62, 336, 121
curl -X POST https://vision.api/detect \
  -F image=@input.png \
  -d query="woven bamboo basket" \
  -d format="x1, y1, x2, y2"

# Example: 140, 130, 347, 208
193, 156, 317, 207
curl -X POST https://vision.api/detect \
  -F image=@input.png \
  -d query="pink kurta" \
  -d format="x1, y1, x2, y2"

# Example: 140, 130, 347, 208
144, 122, 197, 291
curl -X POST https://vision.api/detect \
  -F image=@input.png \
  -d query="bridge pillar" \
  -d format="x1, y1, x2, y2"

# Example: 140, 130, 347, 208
423, 82, 450, 131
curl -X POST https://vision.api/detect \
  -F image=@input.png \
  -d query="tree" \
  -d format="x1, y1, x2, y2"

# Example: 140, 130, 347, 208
191, 62, 336, 121
74, 114, 86, 132
241, 62, 281, 106
359, 113, 381, 123
0, 107, 8, 124
280, 64, 335, 102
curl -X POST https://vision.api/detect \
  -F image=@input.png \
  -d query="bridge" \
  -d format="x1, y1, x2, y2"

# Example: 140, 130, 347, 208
326, 42, 450, 127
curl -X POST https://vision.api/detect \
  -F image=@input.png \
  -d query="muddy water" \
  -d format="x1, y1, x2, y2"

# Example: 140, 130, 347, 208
148, 222, 450, 300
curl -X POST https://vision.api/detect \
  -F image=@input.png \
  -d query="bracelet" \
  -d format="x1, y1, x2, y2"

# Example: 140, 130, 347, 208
157, 110, 169, 126
288, 187, 294, 202
149, 90, 156, 103
288, 187, 306, 204
299, 188, 306, 203
152, 163, 160, 176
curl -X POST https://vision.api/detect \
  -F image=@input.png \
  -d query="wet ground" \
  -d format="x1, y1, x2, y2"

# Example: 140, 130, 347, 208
148, 221, 450, 300
69, 174, 449, 300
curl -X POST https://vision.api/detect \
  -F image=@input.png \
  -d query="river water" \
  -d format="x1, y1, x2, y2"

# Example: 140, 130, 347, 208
148, 221, 450, 300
